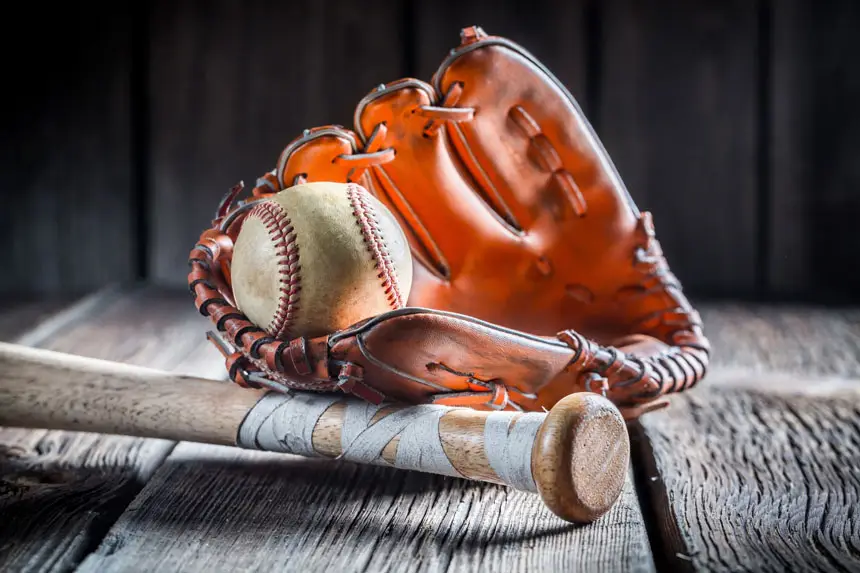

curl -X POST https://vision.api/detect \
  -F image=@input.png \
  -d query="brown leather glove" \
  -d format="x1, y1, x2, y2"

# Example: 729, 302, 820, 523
188, 26, 709, 418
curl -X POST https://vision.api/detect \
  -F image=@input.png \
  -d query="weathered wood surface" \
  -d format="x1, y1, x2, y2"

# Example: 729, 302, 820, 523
79, 447, 653, 573
0, 289, 655, 572
635, 386, 860, 573
598, 0, 759, 296
0, 5, 135, 295
0, 288, 224, 572
3, 291, 859, 571
149, 0, 408, 286
701, 304, 860, 378
636, 302, 860, 572
72, 300, 655, 571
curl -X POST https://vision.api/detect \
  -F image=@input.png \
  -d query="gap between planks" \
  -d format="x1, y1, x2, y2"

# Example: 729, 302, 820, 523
634, 302, 860, 572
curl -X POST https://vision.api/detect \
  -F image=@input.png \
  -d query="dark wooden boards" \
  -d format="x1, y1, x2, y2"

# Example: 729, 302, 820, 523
598, 0, 759, 296
0, 288, 224, 572
148, 0, 408, 287
635, 386, 860, 572
79, 449, 654, 572
0, 5, 135, 295
803, 0, 860, 301
413, 0, 587, 109
768, 0, 860, 299
0, 287, 656, 572
2, 293, 859, 570
4, 1, 860, 301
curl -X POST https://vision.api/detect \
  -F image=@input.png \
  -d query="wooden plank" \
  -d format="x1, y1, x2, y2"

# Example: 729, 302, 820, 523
767, 0, 812, 296
0, 5, 134, 295
634, 386, 860, 572
598, 1, 759, 296
636, 303, 860, 571
769, 0, 860, 300
149, 0, 407, 287
79, 449, 654, 572
804, 0, 860, 302
0, 288, 224, 572
701, 304, 860, 379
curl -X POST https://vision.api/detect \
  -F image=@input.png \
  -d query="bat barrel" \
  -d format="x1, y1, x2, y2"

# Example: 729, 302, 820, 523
533, 393, 630, 523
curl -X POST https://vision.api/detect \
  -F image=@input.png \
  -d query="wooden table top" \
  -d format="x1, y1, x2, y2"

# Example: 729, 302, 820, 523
1, 287, 858, 572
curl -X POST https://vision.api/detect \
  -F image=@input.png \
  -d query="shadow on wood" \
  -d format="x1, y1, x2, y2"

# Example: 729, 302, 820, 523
77, 445, 654, 572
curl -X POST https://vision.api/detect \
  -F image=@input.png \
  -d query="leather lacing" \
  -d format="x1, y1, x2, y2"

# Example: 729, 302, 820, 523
276, 83, 477, 189
555, 212, 711, 406
415, 82, 475, 136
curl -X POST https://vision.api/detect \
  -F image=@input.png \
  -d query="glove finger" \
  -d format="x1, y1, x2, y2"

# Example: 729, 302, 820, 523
354, 79, 519, 281
430, 29, 711, 374
272, 126, 445, 287
274, 126, 372, 190
432, 30, 640, 232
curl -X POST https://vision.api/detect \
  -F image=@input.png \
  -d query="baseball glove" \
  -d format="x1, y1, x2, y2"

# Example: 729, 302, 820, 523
189, 26, 709, 418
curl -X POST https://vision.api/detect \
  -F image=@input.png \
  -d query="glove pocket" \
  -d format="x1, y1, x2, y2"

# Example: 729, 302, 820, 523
327, 308, 575, 411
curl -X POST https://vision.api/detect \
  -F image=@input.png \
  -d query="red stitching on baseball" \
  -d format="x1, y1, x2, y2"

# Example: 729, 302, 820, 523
346, 183, 405, 309
248, 200, 301, 338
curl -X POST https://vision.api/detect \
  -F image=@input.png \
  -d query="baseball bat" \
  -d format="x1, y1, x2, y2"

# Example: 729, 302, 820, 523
0, 341, 629, 523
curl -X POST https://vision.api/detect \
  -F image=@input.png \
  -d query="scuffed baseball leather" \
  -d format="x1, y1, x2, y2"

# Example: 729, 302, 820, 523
189, 26, 709, 417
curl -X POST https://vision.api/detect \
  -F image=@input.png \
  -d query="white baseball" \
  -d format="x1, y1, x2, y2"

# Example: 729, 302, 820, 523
230, 181, 413, 339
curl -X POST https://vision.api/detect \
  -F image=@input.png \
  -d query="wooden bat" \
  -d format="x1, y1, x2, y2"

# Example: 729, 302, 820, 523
0, 341, 629, 524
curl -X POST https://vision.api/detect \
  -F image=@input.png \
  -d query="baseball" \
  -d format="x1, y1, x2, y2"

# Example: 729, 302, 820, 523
230, 181, 413, 340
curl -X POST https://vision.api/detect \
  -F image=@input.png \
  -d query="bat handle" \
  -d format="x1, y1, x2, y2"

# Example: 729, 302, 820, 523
246, 390, 630, 523
532, 393, 630, 523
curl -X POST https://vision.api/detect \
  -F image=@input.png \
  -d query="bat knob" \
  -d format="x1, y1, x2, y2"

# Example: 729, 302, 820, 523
532, 392, 630, 523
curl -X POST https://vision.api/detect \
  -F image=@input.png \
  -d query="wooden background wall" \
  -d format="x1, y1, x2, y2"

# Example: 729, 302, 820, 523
2, 0, 859, 302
